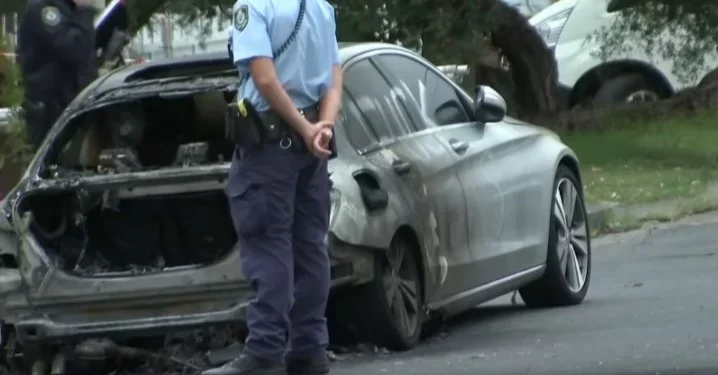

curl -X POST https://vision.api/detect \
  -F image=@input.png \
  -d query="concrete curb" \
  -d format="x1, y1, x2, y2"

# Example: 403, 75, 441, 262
587, 203, 618, 232
587, 182, 718, 233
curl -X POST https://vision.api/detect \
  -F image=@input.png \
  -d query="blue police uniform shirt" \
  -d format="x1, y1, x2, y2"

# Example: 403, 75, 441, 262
230, 0, 340, 113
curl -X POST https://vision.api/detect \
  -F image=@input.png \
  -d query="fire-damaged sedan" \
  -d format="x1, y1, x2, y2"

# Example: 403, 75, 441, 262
0, 43, 592, 370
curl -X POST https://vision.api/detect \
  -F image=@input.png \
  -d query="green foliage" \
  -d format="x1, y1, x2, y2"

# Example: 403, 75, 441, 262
125, 0, 233, 40
0, 37, 31, 171
125, 0, 498, 65
0, 0, 24, 15
592, 1, 718, 84
334, 0, 496, 64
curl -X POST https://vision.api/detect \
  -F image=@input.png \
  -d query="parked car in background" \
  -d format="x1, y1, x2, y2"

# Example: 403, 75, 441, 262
0, 108, 9, 126
0, 42, 592, 372
530, 0, 718, 109
503, 0, 553, 16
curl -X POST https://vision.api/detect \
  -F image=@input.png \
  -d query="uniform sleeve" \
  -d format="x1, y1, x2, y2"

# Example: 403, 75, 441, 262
230, 0, 272, 72
25, 0, 96, 65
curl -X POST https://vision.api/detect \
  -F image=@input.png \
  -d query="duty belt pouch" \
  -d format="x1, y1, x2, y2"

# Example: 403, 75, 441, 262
260, 114, 287, 142
225, 99, 265, 147
329, 130, 338, 159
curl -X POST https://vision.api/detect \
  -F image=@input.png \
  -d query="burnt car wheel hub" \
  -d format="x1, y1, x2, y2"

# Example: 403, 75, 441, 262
553, 177, 589, 293
383, 241, 420, 337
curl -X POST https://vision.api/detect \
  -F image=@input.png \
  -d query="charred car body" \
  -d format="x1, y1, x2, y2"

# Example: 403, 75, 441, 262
0, 36, 592, 370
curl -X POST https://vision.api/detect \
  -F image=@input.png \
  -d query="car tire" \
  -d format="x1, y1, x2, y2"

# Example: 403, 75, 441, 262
592, 73, 662, 107
519, 165, 592, 307
344, 234, 425, 351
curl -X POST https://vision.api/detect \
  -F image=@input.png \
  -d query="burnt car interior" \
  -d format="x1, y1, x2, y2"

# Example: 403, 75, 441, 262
18, 89, 240, 276
51, 92, 235, 172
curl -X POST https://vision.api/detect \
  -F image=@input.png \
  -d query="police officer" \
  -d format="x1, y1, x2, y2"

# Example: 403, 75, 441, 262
17, 0, 98, 149
202, 0, 342, 374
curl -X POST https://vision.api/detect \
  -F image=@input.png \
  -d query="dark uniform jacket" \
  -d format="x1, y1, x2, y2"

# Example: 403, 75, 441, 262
17, 0, 97, 109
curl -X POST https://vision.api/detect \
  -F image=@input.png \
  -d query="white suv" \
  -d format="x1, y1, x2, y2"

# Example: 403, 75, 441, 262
529, 0, 717, 109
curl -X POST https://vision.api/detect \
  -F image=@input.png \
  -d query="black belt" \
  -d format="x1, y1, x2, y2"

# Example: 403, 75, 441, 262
226, 100, 336, 157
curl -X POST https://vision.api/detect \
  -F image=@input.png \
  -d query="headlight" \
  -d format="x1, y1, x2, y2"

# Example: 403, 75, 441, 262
533, 8, 573, 49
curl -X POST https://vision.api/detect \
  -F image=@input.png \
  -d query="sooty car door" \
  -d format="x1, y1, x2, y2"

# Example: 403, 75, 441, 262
397, 61, 539, 284
342, 56, 471, 301
375, 53, 531, 289
436, 120, 546, 285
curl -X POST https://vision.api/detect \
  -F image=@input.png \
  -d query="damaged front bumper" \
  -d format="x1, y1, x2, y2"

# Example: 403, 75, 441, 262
0, 169, 255, 345
6, 232, 252, 345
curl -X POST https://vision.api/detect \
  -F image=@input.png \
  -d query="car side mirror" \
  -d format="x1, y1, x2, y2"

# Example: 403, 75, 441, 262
473, 85, 507, 123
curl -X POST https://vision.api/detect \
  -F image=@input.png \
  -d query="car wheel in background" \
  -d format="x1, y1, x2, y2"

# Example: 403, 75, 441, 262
698, 68, 718, 89
592, 73, 662, 107
519, 165, 592, 307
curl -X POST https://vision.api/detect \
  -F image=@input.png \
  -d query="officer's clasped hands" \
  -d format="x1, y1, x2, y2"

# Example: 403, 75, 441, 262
301, 120, 334, 158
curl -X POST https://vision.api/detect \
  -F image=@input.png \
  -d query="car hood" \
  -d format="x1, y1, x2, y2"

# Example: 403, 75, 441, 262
503, 116, 561, 140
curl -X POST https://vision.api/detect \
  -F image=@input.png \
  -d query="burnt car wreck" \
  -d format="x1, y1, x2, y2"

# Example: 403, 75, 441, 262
0, 53, 379, 374
0, 42, 593, 374
0, 61, 259, 373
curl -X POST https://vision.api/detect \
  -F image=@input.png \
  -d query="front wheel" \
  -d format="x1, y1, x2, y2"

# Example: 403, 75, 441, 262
519, 165, 592, 307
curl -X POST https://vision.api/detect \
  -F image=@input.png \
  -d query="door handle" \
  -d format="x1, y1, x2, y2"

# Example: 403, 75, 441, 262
449, 139, 469, 153
392, 159, 412, 175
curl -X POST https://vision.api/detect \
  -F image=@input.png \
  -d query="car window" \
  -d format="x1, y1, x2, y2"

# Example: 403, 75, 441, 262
376, 54, 471, 127
340, 92, 378, 151
343, 59, 415, 143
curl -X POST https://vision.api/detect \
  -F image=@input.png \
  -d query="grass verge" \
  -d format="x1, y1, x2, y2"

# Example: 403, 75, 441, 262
596, 194, 718, 234
560, 111, 718, 205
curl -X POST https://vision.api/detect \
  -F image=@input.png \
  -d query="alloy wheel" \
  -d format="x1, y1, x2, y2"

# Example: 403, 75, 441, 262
553, 178, 590, 293
626, 90, 659, 103
382, 241, 420, 337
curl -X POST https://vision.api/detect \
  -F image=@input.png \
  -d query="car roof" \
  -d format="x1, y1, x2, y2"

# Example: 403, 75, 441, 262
93, 42, 416, 94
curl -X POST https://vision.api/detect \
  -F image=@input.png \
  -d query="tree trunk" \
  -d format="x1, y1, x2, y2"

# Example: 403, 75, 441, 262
485, 0, 559, 118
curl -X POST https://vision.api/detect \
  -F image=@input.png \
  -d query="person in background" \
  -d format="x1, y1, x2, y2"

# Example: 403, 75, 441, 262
16, 0, 98, 149
202, 0, 342, 374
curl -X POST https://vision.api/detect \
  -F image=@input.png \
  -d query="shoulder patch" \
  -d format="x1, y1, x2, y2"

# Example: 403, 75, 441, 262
41, 6, 61, 27
234, 5, 249, 32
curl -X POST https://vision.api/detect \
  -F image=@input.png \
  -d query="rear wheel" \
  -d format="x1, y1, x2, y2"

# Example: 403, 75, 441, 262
340, 234, 425, 350
519, 165, 591, 307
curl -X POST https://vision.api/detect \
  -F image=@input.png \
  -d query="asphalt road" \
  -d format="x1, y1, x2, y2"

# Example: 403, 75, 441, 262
330, 212, 718, 375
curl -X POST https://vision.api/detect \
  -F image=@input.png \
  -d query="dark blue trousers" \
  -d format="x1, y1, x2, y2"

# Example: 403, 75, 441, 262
226, 143, 331, 364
